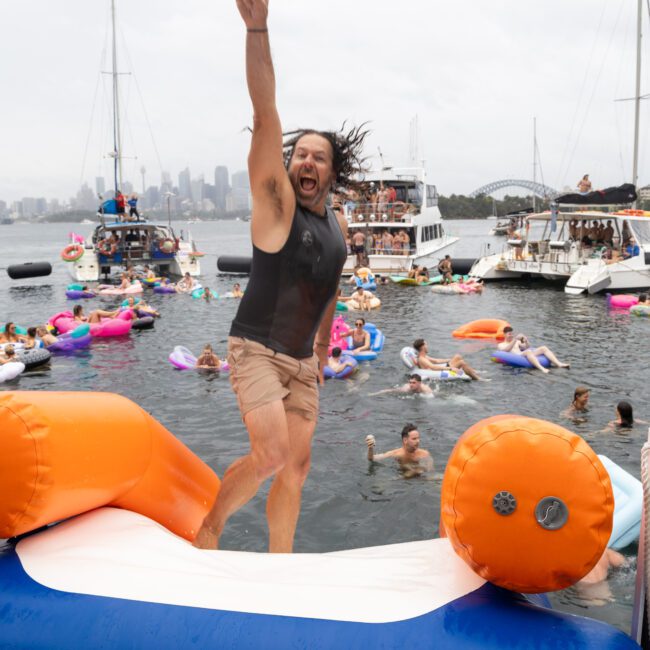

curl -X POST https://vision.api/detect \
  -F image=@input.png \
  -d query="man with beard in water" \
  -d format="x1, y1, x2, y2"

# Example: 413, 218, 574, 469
194, 0, 368, 552
365, 424, 434, 478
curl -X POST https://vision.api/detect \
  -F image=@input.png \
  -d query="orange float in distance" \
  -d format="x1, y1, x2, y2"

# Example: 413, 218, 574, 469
440, 415, 613, 593
0, 391, 220, 541
452, 318, 510, 340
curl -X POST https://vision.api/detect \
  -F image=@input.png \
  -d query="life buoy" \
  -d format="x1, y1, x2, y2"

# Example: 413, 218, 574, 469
392, 202, 408, 217
159, 238, 176, 254
97, 240, 113, 256
61, 244, 84, 262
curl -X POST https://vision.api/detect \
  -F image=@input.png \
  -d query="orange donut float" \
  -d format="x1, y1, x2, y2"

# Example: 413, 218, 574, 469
452, 318, 510, 340
440, 415, 613, 593
0, 391, 219, 541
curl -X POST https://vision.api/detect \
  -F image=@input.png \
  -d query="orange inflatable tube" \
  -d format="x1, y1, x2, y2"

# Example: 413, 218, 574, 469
0, 391, 220, 541
452, 318, 510, 340
440, 415, 613, 593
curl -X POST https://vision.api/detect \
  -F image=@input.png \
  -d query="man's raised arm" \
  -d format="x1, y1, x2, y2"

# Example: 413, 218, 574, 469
236, 0, 294, 250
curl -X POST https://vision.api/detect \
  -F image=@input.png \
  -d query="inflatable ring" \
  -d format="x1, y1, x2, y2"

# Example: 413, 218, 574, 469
61, 244, 84, 262
159, 238, 176, 254
323, 355, 358, 379
631, 304, 650, 317
356, 267, 372, 281
606, 293, 638, 309
392, 201, 407, 217
452, 319, 510, 340
97, 240, 113, 256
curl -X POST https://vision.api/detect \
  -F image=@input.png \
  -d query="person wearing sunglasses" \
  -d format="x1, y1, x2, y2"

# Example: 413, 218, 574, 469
339, 317, 371, 354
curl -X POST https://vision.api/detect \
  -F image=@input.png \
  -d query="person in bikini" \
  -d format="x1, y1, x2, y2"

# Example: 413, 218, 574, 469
193, 0, 368, 553
73, 304, 120, 324
413, 338, 483, 380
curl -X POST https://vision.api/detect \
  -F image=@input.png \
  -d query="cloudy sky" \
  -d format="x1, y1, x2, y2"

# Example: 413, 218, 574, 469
1, 0, 648, 202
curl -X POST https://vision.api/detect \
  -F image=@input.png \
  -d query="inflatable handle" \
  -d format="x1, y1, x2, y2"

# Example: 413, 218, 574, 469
0, 392, 219, 541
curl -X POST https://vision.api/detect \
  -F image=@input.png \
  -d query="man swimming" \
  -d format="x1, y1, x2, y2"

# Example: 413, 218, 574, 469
366, 423, 433, 477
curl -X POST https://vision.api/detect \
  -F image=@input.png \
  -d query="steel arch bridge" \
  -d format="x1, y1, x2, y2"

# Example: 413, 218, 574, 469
469, 179, 558, 199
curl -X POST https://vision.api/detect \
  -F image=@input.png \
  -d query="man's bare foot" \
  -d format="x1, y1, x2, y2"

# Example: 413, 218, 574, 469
192, 524, 220, 550
559, 363, 570, 369
541, 368, 550, 374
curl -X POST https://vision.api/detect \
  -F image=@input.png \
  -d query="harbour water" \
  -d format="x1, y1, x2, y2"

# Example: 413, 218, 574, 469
1, 218, 647, 634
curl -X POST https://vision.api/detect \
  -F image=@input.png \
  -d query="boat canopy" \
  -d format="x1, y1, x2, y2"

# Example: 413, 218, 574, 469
554, 183, 637, 206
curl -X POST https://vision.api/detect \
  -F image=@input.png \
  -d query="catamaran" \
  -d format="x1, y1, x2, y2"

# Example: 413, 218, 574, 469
343, 167, 457, 275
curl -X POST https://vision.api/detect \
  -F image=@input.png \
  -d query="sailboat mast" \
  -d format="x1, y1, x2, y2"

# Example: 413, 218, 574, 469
532, 117, 537, 212
111, 0, 123, 195
632, 0, 642, 195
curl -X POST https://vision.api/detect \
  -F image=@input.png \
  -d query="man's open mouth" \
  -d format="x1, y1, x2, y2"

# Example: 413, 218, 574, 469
300, 177, 317, 191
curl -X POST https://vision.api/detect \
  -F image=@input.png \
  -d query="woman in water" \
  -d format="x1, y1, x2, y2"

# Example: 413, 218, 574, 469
607, 401, 642, 429
73, 304, 120, 324
0, 322, 25, 345
339, 317, 371, 355
195, 344, 223, 370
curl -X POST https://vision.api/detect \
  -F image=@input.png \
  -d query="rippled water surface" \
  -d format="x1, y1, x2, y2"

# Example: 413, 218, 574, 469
1, 219, 648, 635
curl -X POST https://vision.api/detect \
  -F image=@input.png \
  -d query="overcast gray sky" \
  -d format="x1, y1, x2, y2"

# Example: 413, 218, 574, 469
1, 0, 648, 202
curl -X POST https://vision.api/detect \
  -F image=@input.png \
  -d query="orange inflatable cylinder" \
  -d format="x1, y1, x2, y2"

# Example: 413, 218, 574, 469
452, 318, 510, 340
0, 391, 220, 541
440, 415, 613, 593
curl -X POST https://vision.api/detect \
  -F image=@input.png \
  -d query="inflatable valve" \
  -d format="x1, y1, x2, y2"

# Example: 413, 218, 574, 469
441, 415, 613, 593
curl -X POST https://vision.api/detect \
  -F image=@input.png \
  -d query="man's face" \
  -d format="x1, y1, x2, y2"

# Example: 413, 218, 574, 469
504, 330, 514, 342
403, 430, 420, 453
408, 378, 421, 392
288, 134, 335, 211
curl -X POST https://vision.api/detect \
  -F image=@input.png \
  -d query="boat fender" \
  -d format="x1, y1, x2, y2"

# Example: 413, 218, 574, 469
7, 262, 52, 280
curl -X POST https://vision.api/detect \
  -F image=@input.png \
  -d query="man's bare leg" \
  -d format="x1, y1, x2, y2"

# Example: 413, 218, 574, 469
449, 354, 480, 380
535, 346, 570, 368
524, 350, 550, 373
267, 411, 316, 553
193, 400, 289, 549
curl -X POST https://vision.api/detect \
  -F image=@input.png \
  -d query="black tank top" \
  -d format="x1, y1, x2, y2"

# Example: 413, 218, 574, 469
230, 205, 347, 358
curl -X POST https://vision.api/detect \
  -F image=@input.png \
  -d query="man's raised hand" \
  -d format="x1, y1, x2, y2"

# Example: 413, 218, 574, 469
236, 0, 268, 29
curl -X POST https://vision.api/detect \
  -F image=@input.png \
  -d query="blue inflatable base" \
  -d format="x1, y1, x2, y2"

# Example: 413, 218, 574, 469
491, 350, 551, 369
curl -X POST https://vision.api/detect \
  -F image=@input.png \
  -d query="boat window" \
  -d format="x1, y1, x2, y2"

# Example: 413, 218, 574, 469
407, 184, 422, 205
629, 220, 650, 244
426, 185, 438, 207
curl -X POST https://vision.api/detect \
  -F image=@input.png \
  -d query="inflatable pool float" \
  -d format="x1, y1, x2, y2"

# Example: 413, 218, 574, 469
328, 315, 350, 353
323, 355, 358, 379
353, 267, 377, 291
431, 284, 464, 295
0, 323, 28, 336
345, 323, 385, 361
0, 394, 635, 649
48, 328, 92, 353
335, 300, 348, 311
97, 281, 143, 296
142, 277, 162, 286
490, 349, 551, 369
0, 361, 25, 383
66, 289, 95, 299
153, 284, 177, 294
121, 297, 141, 307
0, 342, 25, 352
16, 348, 52, 370
49, 311, 133, 338
453, 319, 510, 340
168, 346, 229, 372
598, 454, 642, 550
347, 296, 381, 310
191, 287, 218, 300
606, 293, 639, 309
630, 304, 650, 317
132, 316, 155, 330
400, 347, 471, 382
389, 275, 435, 286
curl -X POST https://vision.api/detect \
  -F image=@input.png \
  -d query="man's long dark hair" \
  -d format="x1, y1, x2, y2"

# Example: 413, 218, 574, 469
282, 122, 371, 192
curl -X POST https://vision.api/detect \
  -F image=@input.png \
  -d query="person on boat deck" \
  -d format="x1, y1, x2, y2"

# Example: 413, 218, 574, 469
413, 338, 482, 380
193, 0, 362, 554
127, 194, 140, 220
327, 346, 356, 375
350, 286, 375, 311
73, 304, 120, 324
36, 326, 58, 348
562, 386, 590, 421
366, 423, 434, 477
381, 229, 393, 254
339, 317, 371, 354
497, 326, 570, 374
568, 219, 578, 241
0, 322, 25, 345
115, 191, 126, 219
577, 174, 592, 194
196, 343, 223, 370
0, 344, 17, 365
400, 229, 410, 254
175, 272, 196, 293
437, 255, 453, 283
622, 237, 640, 259
350, 230, 366, 266
588, 221, 600, 244
603, 220, 614, 247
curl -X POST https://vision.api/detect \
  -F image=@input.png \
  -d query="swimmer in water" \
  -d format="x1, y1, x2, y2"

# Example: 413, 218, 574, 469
196, 344, 223, 370
327, 347, 356, 375
365, 423, 433, 477
370, 374, 433, 396
231, 283, 244, 298
603, 400, 647, 430
562, 386, 590, 422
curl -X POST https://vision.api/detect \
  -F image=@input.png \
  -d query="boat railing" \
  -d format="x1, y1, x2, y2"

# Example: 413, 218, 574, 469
349, 245, 415, 257
346, 202, 418, 224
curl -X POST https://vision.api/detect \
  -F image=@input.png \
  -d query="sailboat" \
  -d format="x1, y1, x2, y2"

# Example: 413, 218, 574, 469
63, 0, 202, 282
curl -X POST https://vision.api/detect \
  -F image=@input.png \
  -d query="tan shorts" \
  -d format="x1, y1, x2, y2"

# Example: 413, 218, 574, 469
227, 336, 320, 421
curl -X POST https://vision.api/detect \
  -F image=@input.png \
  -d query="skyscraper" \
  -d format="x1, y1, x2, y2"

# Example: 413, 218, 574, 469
178, 168, 192, 201
231, 170, 251, 210
214, 166, 229, 211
